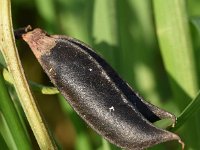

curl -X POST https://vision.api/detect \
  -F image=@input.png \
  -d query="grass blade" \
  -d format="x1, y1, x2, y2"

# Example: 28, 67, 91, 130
191, 17, 200, 33
153, 0, 200, 149
0, 132, 9, 150
172, 91, 200, 131
0, 70, 31, 149
0, 114, 16, 150
153, 0, 198, 105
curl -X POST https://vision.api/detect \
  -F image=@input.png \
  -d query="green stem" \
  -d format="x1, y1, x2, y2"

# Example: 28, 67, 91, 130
0, 0, 56, 149
2, 68, 59, 95
172, 91, 200, 131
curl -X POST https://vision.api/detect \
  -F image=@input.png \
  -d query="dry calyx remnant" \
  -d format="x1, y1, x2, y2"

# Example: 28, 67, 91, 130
15, 26, 184, 150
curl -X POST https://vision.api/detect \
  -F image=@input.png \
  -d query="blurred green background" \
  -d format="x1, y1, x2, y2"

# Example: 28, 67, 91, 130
1, 0, 200, 149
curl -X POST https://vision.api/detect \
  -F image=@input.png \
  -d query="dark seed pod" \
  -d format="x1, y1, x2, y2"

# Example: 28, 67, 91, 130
21, 28, 183, 150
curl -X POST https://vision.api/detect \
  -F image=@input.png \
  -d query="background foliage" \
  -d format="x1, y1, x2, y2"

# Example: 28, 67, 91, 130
1, 0, 200, 149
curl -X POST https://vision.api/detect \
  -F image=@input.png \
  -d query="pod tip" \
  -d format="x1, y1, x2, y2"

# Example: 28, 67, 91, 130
171, 133, 184, 150
14, 25, 32, 39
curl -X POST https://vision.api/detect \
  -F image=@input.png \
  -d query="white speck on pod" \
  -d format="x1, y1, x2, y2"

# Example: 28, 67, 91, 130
109, 106, 115, 112
49, 68, 53, 73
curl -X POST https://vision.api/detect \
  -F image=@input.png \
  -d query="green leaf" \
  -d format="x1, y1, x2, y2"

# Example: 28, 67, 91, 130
0, 115, 16, 150
0, 132, 9, 150
100, 138, 111, 150
172, 91, 200, 131
0, 70, 31, 149
153, 0, 200, 149
153, 0, 198, 105
191, 17, 200, 33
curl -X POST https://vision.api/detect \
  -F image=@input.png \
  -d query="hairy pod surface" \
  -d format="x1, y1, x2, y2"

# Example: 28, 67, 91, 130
21, 28, 183, 150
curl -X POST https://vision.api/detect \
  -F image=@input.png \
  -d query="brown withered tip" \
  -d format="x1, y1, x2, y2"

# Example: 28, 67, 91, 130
14, 25, 32, 39
179, 139, 185, 150
22, 28, 56, 59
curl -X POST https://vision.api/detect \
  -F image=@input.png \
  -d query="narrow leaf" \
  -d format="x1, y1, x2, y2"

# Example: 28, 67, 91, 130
0, 70, 31, 149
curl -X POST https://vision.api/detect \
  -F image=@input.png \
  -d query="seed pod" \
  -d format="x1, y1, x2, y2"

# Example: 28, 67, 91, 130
21, 28, 183, 150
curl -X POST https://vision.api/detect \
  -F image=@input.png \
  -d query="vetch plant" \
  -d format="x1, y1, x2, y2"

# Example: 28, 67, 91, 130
1, 0, 200, 149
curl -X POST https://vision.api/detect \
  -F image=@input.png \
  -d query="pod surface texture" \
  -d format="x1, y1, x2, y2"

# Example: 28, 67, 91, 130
22, 28, 182, 150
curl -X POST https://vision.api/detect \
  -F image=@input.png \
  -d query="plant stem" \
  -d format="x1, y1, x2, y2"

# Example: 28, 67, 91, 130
0, 0, 56, 149
172, 91, 200, 131
2, 68, 59, 95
